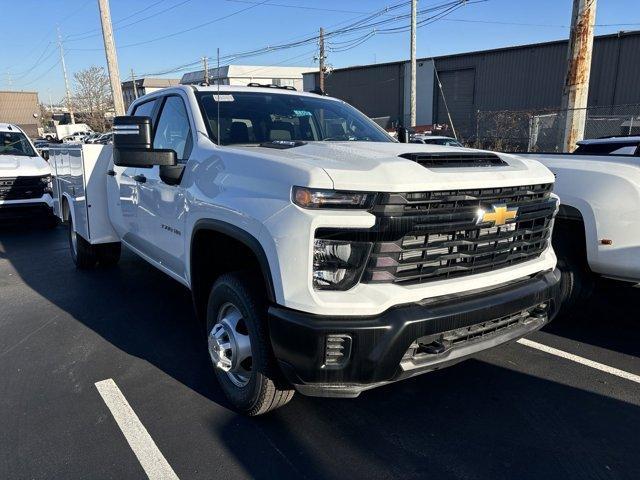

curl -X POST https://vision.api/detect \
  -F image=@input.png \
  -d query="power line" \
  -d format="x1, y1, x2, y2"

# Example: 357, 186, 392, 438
65, 0, 193, 42
69, 0, 269, 51
137, 0, 465, 78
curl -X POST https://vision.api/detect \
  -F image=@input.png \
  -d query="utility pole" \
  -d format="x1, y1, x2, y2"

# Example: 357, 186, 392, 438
57, 27, 75, 124
202, 56, 209, 85
318, 27, 326, 92
130, 69, 138, 99
409, 0, 417, 127
97, 0, 125, 116
560, 0, 597, 152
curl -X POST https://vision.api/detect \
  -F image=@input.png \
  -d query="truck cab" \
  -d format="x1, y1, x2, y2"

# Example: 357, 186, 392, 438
52, 84, 561, 415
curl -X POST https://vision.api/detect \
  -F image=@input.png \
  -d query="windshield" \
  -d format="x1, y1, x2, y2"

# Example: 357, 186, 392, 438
196, 91, 393, 145
0, 131, 36, 157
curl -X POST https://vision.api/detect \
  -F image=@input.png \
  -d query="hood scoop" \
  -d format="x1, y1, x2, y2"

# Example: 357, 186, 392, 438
399, 152, 508, 168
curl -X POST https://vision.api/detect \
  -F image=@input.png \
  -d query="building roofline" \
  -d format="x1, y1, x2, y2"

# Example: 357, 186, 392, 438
0, 90, 38, 95
304, 29, 640, 75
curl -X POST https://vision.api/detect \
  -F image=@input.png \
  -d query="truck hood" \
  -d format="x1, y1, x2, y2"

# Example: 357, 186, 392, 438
0, 155, 50, 177
231, 142, 555, 191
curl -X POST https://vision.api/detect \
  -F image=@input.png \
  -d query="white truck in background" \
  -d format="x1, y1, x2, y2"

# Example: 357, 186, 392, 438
42, 123, 93, 142
527, 151, 640, 312
50, 84, 561, 415
0, 123, 55, 224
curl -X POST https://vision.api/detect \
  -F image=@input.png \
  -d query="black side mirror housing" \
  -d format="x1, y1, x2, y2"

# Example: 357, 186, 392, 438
113, 115, 177, 168
397, 127, 410, 143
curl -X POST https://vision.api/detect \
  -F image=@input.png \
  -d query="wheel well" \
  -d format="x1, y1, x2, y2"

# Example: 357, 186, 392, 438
553, 204, 589, 266
190, 228, 274, 322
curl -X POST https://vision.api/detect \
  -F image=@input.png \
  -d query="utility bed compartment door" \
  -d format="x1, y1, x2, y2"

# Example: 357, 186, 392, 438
50, 144, 119, 244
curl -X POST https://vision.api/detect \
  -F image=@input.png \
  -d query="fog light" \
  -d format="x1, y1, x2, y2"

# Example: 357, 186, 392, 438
324, 334, 352, 368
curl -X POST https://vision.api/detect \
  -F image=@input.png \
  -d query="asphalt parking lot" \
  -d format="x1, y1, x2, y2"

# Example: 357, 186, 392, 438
1, 223, 639, 480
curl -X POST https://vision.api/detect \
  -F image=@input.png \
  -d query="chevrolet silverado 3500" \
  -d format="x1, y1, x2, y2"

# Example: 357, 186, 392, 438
51, 85, 561, 415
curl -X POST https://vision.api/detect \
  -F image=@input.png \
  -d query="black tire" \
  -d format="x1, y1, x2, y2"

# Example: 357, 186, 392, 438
97, 242, 121, 267
68, 215, 97, 269
206, 272, 294, 416
552, 219, 595, 317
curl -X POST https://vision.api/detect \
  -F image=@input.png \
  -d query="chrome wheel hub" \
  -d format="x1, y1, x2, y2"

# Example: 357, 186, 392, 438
208, 303, 253, 387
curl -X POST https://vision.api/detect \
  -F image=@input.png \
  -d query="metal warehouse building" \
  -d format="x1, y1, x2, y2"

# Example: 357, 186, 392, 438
303, 30, 640, 143
0, 91, 40, 138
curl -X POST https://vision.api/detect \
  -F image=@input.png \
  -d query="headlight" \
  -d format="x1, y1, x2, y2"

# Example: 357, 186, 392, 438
41, 175, 53, 194
293, 187, 375, 209
313, 239, 372, 290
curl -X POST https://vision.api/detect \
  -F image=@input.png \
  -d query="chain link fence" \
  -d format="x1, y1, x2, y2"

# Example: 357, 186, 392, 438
472, 104, 640, 152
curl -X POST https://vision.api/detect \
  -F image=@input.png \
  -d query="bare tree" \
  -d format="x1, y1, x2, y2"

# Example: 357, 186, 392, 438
72, 66, 113, 132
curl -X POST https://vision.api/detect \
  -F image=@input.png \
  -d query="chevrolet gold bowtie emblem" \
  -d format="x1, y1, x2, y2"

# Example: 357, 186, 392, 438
478, 204, 518, 226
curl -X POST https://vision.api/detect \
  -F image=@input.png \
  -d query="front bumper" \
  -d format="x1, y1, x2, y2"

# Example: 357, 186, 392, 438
0, 201, 54, 221
269, 268, 561, 397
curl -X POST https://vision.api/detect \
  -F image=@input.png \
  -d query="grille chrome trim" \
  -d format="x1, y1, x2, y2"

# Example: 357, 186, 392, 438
363, 183, 556, 285
0, 176, 47, 201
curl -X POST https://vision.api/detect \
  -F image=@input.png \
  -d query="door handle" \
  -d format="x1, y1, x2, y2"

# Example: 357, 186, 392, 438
133, 174, 147, 183
106, 169, 116, 176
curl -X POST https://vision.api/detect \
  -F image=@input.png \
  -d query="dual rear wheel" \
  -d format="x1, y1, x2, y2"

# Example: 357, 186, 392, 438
68, 214, 121, 269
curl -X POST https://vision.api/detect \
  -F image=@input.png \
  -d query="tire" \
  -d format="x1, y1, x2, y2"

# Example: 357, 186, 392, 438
68, 215, 97, 269
552, 219, 595, 317
206, 272, 294, 416
97, 242, 121, 267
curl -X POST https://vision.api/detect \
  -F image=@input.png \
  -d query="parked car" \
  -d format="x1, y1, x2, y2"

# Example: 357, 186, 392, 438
94, 132, 113, 144
573, 136, 640, 156
411, 135, 464, 147
50, 84, 561, 415
83, 132, 104, 144
0, 123, 55, 224
62, 131, 91, 143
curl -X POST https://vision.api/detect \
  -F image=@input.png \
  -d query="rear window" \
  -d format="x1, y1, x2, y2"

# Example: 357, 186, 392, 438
0, 131, 36, 157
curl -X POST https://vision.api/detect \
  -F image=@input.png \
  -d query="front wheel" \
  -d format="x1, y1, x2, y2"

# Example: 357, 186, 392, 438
206, 272, 294, 416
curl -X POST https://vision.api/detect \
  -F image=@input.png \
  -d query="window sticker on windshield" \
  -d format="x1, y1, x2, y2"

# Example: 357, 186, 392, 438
293, 109, 312, 117
212, 94, 234, 102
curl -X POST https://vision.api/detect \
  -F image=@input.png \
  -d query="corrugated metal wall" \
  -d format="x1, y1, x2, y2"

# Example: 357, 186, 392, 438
433, 31, 640, 138
320, 62, 405, 127
316, 31, 640, 139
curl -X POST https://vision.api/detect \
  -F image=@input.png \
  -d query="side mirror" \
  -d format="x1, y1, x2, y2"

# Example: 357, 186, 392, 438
113, 116, 177, 168
397, 127, 410, 143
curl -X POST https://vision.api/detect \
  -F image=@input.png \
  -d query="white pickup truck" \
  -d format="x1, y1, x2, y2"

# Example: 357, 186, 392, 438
528, 151, 640, 311
0, 123, 55, 224
51, 84, 561, 415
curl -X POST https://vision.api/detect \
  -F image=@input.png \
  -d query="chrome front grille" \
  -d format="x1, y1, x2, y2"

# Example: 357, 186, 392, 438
363, 183, 556, 285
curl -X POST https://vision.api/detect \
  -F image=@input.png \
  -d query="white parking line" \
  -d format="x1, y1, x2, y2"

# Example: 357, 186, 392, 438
517, 338, 640, 384
95, 379, 179, 480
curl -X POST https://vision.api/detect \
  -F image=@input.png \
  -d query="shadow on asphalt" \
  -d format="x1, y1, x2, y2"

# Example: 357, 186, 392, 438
1, 224, 639, 479
542, 279, 640, 358
216, 358, 640, 479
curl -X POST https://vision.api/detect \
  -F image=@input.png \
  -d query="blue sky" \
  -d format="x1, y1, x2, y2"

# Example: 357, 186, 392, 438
2, 0, 640, 102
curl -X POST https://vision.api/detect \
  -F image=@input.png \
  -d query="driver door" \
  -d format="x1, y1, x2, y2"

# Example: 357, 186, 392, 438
135, 95, 192, 281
